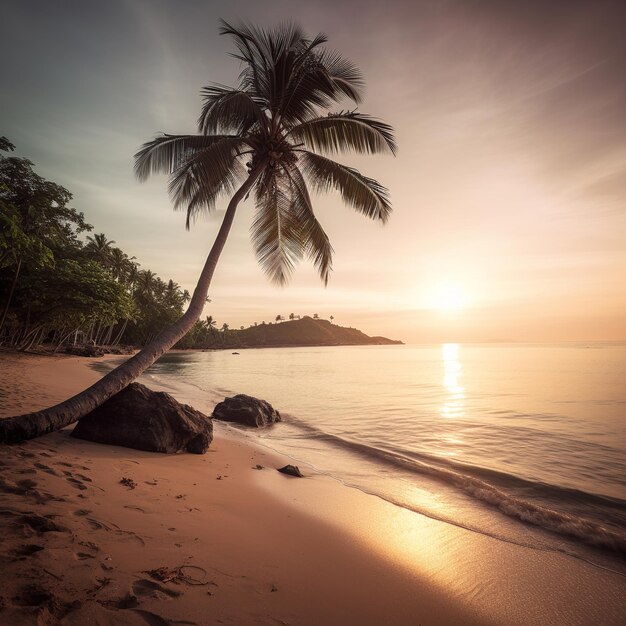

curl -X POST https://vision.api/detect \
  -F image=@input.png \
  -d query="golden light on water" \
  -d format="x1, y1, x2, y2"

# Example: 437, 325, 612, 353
441, 343, 465, 420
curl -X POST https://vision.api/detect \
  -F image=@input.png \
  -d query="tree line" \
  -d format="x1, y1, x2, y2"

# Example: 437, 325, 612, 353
0, 137, 201, 352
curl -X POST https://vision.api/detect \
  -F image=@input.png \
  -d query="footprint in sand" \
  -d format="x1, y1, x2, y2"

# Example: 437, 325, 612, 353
13, 544, 45, 557
19, 513, 68, 534
17, 468, 37, 475
133, 609, 197, 626
34, 462, 61, 476
86, 517, 145, 545
65, 476, 88, 491
73, 509, 92, 517
0, 477, 38, 495
11, 584, 54, 607
132, 578, 182, 599
123, 505, 146, 513
86, 517, 112, 531
97, 593, 139, 610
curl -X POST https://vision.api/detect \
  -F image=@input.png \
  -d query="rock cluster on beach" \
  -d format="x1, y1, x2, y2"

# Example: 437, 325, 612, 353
72, 383, 213, 454
212, 394, 281, 427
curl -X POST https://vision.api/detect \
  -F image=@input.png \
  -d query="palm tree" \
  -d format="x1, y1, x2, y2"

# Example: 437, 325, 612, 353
289, 313, 295, 320
135, 269, 157, 297
205, 315, 217, 334
85, 233, 116, 266
330, 315, 334, 324
0, 20, 395, 443
109, 247, 135, 282
126, 262, 141, 294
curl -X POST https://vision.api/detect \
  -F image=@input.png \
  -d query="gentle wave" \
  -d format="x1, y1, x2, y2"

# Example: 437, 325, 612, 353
281, 415, 626, 555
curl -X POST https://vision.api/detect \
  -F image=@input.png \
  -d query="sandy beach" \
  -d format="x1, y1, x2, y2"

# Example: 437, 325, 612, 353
1, 351, 624, 626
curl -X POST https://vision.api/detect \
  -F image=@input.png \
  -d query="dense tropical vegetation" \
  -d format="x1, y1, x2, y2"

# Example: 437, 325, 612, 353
0, 20, 395, 443
0, 138, 201, 352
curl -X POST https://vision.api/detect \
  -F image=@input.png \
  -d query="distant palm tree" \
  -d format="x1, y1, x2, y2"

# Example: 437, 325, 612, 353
0, 20, 395, 443
206, 315, 217, 330
289, 312, 295, 320
108, 247, 136, 282
135, 269, 157, 297
85, 233, 116, 266
330, 315, 334, 323
126, 262, 141, 294
153, 277, 167, 301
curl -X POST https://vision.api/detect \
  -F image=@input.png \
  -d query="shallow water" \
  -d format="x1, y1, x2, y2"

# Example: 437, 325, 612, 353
139, 342, 626, 570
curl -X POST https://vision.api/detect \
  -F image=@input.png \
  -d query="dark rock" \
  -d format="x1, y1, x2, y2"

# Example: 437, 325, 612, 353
212, 394, 281, 428
277, 465, 303, 477
72, 383, 212, 454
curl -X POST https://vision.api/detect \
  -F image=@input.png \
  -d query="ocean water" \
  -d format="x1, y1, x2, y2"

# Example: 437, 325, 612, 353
137, 343, 626, 572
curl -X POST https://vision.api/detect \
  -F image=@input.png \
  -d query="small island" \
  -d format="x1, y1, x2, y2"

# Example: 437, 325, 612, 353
206, 316, 402, 349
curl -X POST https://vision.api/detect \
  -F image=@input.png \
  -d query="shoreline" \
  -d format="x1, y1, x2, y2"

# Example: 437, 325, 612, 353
1, 351, 625, 625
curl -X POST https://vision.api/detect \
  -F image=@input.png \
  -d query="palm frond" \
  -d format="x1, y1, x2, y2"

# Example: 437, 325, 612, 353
316, 48, 364, 103
250, 167, 303, 285
301, 152, 392, 223
289, 112, 397, 156
198, 85, 267, 135
279, 47, 363, 124
134, 134, 239, 181
166, 137, 247, 228
219, 20, 272, 104
284, 163, 333, 285
278, 66, 336, 123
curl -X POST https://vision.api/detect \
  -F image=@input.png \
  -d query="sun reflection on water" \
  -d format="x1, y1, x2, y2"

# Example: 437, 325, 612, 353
441, 343, 465, 419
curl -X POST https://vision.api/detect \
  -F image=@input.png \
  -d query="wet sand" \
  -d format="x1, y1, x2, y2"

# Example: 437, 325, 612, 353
0, 351, 624, 625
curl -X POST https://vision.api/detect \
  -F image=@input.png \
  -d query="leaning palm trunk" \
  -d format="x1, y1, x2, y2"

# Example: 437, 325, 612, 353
0, 170, 260, 443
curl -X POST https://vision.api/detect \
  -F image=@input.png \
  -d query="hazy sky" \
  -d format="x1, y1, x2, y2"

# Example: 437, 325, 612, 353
2, 0, 625, 342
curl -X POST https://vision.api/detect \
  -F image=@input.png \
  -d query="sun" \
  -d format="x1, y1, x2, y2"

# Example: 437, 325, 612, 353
432, 282, 466, 313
